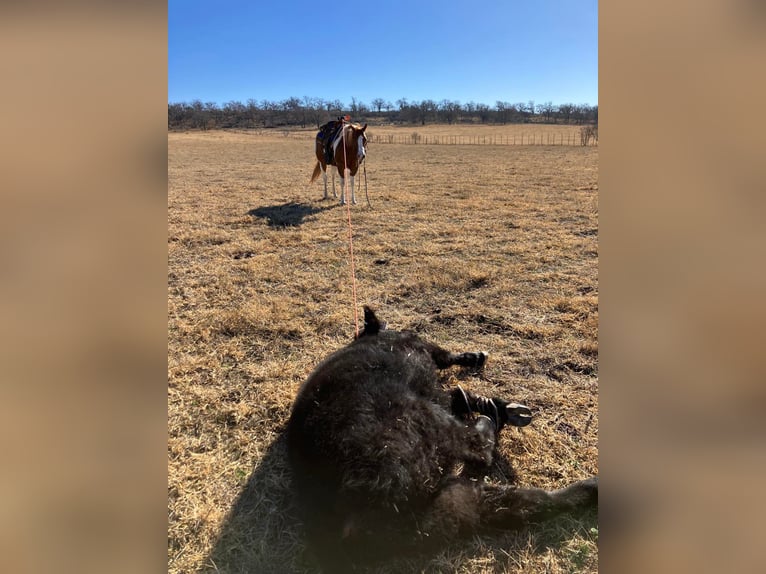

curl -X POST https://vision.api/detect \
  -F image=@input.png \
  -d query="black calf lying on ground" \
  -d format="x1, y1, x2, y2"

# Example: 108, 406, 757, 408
286, 307, 597, 571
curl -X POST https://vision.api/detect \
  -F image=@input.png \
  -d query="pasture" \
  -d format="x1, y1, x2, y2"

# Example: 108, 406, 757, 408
168, 125, 598, 573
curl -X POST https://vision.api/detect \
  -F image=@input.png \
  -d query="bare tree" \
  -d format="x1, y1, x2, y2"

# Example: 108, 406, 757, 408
558, 103, 574, 124
303, 96, 326, 128
222, 100, 246, 127
580, 125, 598, 145
495, 101, 511, 124
538, 101, 556, 123
167, 95, 597, 131
438, 99, 461, 124
475, 103, 491, 123
325, 99, 344, 116
463, 101, 476, 121
417, 99, 437, 125
371, 98, 386, 113
260, 99, 279, 127
246, 98, 260, 127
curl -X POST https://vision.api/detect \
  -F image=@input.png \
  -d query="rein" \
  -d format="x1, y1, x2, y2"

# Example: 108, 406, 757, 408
362, 160, 370, 208
355, 141, 371, 208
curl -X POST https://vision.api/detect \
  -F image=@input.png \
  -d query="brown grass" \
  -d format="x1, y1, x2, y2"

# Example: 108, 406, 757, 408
168, 125, 598, 573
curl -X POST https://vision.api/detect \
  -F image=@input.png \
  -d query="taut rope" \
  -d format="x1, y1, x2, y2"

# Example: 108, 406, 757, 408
340, 121, 360, 336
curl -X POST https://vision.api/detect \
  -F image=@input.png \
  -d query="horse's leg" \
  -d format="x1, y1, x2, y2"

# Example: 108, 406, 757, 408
338, 173, 346, 205
349, 174, 357, 204
322, 165, 329, 199
332, 170, 337, 199
339, 166, 350, 205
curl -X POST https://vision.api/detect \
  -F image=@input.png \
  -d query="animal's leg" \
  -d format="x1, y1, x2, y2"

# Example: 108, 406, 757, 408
450, 386, 533, 431
332, 170, 337, 198
480, 477, 598, 529
419, 476, 597, 544
338, 175, 346, 204
311, 476, 597, 570
322, 169, 328, 199
349, 174, 357, 204
430, 346, 488, 370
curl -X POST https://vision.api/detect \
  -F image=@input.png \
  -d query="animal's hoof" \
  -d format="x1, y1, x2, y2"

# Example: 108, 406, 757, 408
476, 351, 488, 369
475, 397, 533, 431
504, 403, 533, 428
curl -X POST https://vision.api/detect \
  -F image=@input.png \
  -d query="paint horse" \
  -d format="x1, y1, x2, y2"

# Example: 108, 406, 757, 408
310, 121, 367, 205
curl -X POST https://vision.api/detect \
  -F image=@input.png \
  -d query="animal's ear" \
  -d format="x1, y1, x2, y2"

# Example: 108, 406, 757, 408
359, 306, 383, 337
361, 123, 367, 132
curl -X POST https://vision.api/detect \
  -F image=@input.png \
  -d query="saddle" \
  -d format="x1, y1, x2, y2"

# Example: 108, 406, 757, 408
316, 116, 347, 164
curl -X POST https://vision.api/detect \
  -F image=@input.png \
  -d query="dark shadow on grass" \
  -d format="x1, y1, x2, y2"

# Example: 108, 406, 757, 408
202, 430, 311, 574
248, 202, 335, 227
202, 429, 597, 574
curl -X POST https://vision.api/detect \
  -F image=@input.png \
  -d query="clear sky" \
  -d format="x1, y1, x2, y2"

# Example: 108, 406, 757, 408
169, 0, 598, 108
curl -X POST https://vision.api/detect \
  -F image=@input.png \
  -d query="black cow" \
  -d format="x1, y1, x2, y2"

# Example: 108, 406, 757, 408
286, 307, 597, 572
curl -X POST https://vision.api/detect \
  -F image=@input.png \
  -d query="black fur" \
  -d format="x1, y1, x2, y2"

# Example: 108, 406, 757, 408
286, 307, 596, 572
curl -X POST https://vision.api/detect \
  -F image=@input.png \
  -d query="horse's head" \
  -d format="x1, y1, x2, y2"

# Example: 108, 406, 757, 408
353, 124, 368, 159
343, 123, 367, 166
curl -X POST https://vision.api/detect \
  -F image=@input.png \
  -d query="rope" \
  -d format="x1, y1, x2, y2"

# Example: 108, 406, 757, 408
340, 121, 360, 336
363, 160, 371, 208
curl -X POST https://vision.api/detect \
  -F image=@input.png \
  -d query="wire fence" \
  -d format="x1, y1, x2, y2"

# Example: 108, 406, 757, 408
226, 127, 598, 146
367, 132, 597, 146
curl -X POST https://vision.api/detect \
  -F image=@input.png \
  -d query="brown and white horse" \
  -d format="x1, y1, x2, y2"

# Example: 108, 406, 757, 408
310, 122, 367, 205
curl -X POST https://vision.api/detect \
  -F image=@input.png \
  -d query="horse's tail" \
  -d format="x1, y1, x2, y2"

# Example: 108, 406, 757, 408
310, 161, 322, 183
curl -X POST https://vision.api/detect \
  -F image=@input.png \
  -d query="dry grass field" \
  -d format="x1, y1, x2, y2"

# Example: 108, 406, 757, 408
168, 125, 598, 573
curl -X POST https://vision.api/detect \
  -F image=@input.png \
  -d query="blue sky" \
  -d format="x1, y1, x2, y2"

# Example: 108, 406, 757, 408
169, 0, 598, 107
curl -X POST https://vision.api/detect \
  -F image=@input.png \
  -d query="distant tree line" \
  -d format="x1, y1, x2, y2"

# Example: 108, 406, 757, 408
168, 97, 597, 131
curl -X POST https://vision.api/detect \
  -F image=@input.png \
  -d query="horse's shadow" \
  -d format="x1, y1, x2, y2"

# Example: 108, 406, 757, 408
203, 432, 597, 574
248, 202, 335, 227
